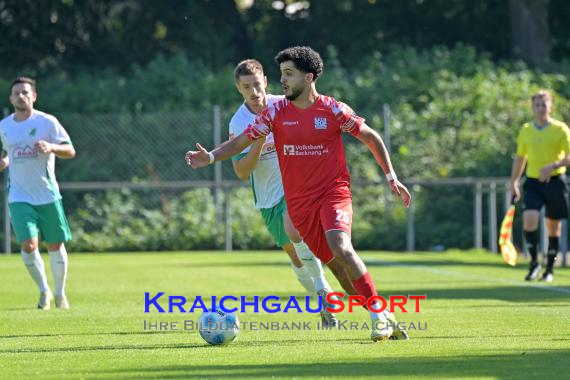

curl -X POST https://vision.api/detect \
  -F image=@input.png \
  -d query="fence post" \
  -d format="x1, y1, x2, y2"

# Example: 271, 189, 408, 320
488, 182, 497, 253
3, 107, 10, 255
406, 187, 415, 252
3, 176, 9, 255
225, 188, 232, 253
213, 105, 223, 248
504, 182, 511, 214
474, 182, 483, 249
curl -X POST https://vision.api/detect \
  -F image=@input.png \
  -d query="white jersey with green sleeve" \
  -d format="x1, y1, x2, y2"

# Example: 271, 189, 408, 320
229, 94, 284, 209
0, 110, 72, 205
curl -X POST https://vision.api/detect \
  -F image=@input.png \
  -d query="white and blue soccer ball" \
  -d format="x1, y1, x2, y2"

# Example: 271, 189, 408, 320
198, 309, 239, 345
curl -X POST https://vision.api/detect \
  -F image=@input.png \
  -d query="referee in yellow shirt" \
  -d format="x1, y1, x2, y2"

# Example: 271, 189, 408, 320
511, 90, 570, 282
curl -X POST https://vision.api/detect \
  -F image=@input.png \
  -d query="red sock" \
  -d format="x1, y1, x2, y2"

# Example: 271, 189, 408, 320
351, 272, 379, 309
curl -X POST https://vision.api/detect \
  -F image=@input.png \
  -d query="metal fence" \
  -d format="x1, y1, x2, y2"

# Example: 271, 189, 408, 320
0, 108, 568, 266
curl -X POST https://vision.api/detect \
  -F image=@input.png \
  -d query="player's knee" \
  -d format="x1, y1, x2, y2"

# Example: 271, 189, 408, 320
523, 211, 540, 230
523, 220, 539, 231
283, 244, 302, 267
286, 229, 302, 243
331, 242, 355, 260
46, 242, 63, 251
21, 241, 37, 253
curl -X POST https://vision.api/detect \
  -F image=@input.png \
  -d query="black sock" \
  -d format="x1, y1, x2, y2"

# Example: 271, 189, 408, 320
546, 236, 559, 273
524, 230, 539, 263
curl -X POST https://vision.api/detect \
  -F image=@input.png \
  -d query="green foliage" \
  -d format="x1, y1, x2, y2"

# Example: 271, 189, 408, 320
387, 61, 569, 179
229, 187, 274, 250
351, 185, 408, 250
318, 45, 570, 181
66, 188, 278, 252
59, 184, 476, 252
3, 45, 570, 251
28, 54, 238, 113
68, 189, 218, 252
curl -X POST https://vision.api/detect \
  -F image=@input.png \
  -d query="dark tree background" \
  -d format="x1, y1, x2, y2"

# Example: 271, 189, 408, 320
0, 0, 564, 76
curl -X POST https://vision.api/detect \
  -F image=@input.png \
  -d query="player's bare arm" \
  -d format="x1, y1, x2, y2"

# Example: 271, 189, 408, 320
538, 153, 570, 182
354, 124, 411, 208
0, 150, 9, 171
186, 133, 254, 169
35, 140, 76, 159
233, 137, 266, 180
510, 155, 527, 201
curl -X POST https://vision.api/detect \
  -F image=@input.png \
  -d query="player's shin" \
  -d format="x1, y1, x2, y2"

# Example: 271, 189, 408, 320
546, 236, 559, 272
290, 262, 315, 296
352, 273, 389, 322
292, 241, 330, 291
21, 249, 50, 293
49, 245, 68, 297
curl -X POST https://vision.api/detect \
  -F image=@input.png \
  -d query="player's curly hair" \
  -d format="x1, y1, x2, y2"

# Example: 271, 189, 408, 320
274, 46, 323, 81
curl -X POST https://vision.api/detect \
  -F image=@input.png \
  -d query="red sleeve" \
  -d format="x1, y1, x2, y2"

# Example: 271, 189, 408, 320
336, 101, 365, 136
244, 107, 274, 140
322, 96, 365, 136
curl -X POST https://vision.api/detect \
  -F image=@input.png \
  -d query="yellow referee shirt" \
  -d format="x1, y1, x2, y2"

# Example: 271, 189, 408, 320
516, 119, 570, 179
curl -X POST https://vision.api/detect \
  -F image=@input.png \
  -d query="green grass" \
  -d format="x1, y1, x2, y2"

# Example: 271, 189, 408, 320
1, 250, 569, 379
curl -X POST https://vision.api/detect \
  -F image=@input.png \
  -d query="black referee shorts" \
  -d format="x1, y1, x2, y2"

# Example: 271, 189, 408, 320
523, 175, 569, 220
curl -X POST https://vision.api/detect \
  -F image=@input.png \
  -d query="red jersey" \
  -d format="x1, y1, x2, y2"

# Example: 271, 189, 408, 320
244, 95, 364, 210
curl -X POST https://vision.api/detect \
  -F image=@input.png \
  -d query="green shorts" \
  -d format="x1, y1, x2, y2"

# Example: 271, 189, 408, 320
9, 200, 72, 244
259, 197, 290, 248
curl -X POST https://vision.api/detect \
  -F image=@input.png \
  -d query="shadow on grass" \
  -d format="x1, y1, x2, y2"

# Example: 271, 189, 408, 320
236, 285, 570, 302
0, 338, 360, 354
0, 330, 175, 339
175, 257, 516, 269
384, 285, 570, 302
92, 349, 570, 379
366, 258, 521, 268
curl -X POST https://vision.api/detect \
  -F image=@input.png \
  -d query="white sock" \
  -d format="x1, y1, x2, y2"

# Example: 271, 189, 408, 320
290, 263, 316, 295
369, 303, 389, 325
49, 246, 68, 297
293, 241, 330, 291
21, 249, 50, 293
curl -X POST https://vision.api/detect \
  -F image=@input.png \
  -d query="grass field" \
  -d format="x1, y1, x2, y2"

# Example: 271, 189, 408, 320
1, 250, 569, 379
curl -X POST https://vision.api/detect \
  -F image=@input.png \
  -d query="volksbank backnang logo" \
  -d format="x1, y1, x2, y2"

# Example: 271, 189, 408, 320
144, 292, 426, 314
284, 145, 295, 155
283, 144, 329, 156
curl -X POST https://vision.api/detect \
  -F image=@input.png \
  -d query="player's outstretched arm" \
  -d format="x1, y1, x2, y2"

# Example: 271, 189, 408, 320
185, 133, 254, 169
354, 124, 411, 208
233, 137, 266, 180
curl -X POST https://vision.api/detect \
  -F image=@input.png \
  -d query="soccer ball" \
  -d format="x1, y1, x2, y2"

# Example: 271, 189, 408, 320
198, 309, 239, 345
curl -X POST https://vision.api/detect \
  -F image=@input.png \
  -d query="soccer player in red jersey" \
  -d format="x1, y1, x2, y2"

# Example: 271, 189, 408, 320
186, 46, 411, 341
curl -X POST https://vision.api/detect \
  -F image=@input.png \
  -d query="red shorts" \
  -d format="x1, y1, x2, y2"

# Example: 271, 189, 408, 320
288, 189, 353, 264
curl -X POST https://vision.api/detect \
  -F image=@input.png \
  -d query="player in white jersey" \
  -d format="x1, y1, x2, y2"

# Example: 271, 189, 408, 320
0, 77, 76, 310
228, 59, 354, 327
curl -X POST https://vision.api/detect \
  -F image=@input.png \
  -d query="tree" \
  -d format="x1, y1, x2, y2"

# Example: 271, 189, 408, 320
0, 0, 251, 74
509, 0, 551, 66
